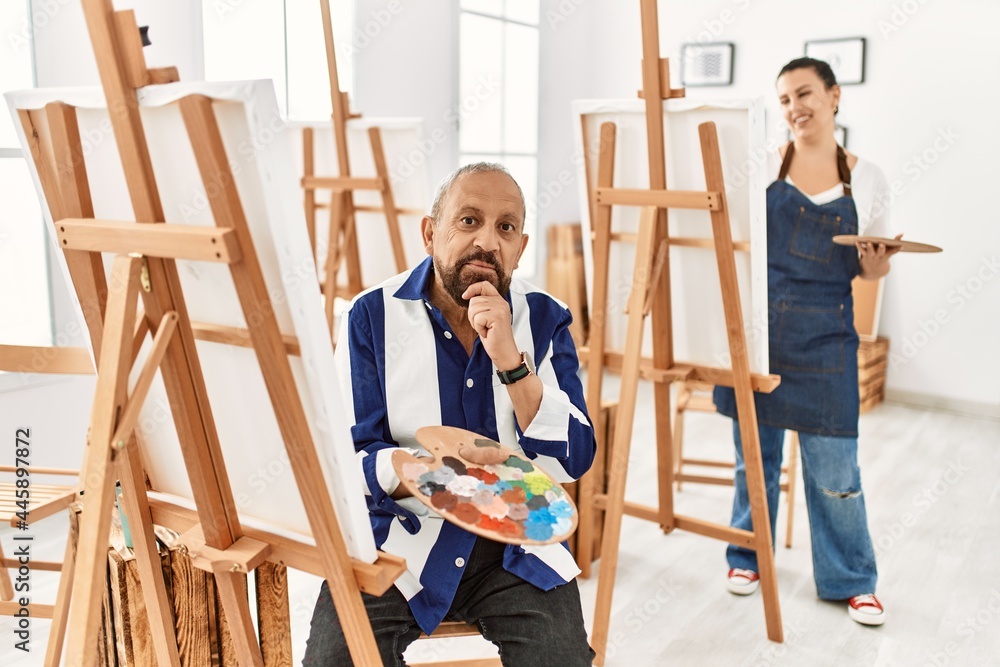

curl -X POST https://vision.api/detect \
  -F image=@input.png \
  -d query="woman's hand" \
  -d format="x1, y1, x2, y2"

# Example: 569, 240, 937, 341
858, 234, 903, 280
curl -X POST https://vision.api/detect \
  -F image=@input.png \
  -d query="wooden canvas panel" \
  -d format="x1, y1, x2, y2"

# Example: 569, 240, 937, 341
573, 98, 769, 375
287, 118, 431, 291
6, 80, 377, 562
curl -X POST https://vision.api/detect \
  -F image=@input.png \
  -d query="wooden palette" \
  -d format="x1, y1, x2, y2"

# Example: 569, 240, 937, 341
833, 235, 943, 253
392, 426, 579, 545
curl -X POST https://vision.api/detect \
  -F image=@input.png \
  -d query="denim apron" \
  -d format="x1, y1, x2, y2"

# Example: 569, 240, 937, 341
714, 144, 861, 436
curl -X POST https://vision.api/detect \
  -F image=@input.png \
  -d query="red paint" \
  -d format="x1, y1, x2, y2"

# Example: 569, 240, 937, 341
467, 468, 499, 484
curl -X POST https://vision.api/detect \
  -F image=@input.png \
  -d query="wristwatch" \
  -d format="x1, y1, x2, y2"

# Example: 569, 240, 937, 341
496, 351, 531, 385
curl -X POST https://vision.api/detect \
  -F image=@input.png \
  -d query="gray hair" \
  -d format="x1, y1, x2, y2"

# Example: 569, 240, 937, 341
429, 162, 526, 225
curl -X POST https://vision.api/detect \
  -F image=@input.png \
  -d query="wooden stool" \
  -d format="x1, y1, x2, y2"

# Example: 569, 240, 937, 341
0, 467, 81, 663
410, 621, 501, 667
672, 380, 800, 548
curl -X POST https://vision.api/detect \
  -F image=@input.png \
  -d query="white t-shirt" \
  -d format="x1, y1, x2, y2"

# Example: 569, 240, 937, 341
766, 150, 893, 238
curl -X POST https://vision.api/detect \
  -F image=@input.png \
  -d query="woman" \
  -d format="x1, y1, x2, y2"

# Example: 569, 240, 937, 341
713, 57, 899, 626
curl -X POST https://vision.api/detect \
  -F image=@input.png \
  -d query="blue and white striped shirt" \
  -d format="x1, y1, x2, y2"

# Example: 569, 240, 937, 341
334, 256, 596, 634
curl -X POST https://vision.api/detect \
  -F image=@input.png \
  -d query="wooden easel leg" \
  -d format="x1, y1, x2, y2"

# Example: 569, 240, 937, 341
699, 123, 783, 643
325, 191, 346, 332
651, 251, 677, 532
673, 383, 689, 491
65, 255, 143, 667
303, 127, 318, 255
343, 193, 364, 296
215, 571, 264, 667
591, 207, 659, 666
368, 127, 407, 273
784, 432, 800, 549
578, 122, 618, 578
115, 443, 181, 666
43, 507, 80, 667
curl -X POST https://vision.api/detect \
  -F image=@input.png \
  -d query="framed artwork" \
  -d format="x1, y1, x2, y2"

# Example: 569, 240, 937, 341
805, 37, 866, 85
681, 42, 734, 86
834, 124, 848, 148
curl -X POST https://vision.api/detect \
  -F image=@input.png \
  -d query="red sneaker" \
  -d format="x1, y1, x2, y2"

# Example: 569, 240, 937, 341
727, 568, 759, 595
848, 594, 886, 626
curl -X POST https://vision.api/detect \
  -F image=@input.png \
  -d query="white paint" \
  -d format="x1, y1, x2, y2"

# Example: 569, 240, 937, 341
353, 0, 458, 191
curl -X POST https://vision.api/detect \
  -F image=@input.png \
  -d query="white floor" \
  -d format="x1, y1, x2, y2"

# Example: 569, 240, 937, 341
3, 397, 998, 666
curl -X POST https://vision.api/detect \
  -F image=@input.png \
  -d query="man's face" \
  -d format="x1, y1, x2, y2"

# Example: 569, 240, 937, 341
422, 170, 529, 308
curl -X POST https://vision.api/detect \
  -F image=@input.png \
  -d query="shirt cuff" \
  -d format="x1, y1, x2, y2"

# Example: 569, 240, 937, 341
518, 383, 571, 458
359, 446, 422, 532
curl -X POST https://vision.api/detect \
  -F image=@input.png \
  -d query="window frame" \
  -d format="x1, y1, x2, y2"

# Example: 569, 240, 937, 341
457, 2, 541, 278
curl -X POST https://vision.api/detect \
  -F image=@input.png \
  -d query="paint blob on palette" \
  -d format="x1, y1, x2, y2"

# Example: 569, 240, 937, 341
392, 426, 579, 545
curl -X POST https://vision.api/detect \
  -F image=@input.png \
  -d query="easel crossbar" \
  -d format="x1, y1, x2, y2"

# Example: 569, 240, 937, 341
594, 187, 721, 210
56, 219, 242, 263
579, 348, 780, 391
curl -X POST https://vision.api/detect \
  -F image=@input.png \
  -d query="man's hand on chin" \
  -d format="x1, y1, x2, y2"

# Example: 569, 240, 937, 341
462, 280, 521, 370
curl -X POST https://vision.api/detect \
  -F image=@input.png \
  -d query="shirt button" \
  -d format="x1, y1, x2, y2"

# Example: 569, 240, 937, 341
444, 331, 453, 339
466, 378, 474, 388
455, 557, 466, 568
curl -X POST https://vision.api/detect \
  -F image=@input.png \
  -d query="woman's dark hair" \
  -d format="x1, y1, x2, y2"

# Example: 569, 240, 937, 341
777, 57, 838, 89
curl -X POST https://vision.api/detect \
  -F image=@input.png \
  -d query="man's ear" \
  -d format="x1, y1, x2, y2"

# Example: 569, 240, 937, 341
421, 216, 435, 256
513, 233, 529, 270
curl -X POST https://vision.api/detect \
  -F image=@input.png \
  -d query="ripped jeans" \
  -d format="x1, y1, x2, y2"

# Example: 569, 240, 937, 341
726, 421, 878, 600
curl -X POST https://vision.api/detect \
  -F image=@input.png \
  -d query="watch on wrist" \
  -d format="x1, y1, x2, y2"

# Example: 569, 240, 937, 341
496, 352, 531, 385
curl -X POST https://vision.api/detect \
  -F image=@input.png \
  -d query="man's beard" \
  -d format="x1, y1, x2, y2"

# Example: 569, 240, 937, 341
435, 250, 511, 308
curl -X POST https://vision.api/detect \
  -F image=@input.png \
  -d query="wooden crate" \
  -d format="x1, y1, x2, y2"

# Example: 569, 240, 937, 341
545, 223, 589, 347
102, 546, 291, 666
858, 337, 889, 414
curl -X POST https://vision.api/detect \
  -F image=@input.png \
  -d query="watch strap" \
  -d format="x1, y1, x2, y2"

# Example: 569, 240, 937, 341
496, 352, 531, 385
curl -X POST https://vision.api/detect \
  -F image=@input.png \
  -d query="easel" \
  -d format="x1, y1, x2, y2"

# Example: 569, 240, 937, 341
575, 2, 784, 663
304, 0, 411, 332
18, 2, 405, 664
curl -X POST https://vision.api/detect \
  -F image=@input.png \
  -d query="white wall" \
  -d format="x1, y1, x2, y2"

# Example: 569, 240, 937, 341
0, 375, 95, 467
353, 0, 458, 190
31, 0, 203, 87
536, 0, 1000, 416
2, 0, 205, 456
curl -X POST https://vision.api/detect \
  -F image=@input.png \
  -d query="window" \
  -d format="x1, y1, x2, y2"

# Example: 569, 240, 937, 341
458, 0, 540, 275
1, 0, 52, 351
202, 0, 355, 119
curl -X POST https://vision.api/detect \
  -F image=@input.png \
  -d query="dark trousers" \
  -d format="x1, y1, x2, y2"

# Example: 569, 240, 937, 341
303, 537, 595, 666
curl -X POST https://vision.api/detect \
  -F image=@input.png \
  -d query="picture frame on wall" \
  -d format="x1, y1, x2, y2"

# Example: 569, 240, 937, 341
834, 124, 848, 148
681, 42, 734, 86
805, 37, 866, 85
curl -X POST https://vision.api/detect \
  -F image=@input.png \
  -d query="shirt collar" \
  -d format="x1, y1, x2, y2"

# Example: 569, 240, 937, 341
393, 256, 434, 301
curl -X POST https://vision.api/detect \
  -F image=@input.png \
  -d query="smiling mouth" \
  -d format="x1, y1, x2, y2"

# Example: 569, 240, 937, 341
793, 114, 812, 126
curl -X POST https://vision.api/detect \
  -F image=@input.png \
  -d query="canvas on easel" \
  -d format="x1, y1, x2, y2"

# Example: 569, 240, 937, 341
573, 97, 770, 374
6, 2, 406, 664
288, 117, 430, 311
